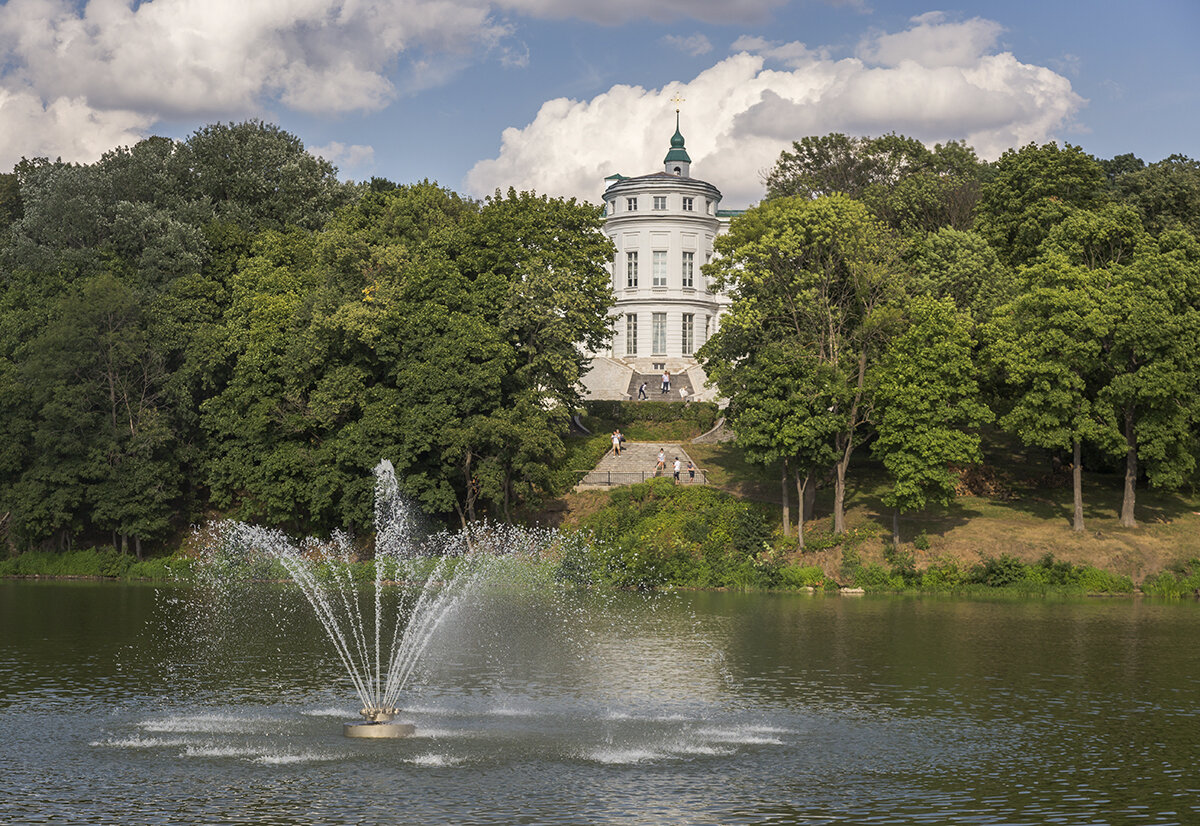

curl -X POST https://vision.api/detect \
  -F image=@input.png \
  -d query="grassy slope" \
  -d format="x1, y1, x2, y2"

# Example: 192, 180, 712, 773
555, 422, 1200, 586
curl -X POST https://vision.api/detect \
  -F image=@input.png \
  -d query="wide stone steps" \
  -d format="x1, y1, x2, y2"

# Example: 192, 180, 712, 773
576, 441, 706, 488
626, 371, 696, 401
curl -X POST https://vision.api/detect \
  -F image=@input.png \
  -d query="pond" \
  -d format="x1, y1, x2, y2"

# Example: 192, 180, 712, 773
1, 580, 1197, 825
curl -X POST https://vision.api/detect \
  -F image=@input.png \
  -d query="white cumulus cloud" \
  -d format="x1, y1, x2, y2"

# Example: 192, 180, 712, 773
466, 16, 1085, 207
0, 0, 510, 168
857, 12, 1005, 68
0, 86, 153, 164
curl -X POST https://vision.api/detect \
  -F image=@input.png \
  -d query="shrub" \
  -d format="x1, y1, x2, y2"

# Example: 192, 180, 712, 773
855, 562, 904, 591
778, 564, 825, 589
912, 532, 931, 551
968, 554, 1028, 587
920, 557, 964, 590
1142, 558, 1200, 597
1030, 553, 1080, 586
1077, 566, 1133, 594
884, 544, 919, 585
578, 479, 778, 589
581, 400, 720, 432
839, 545, 862, 583
0, 548, 192, 580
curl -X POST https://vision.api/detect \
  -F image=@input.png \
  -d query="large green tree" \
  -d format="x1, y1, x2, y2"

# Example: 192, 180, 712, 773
765, 132, 983, 235
701, 194, 905, 534
702, 337, 841, 547
975, 141, 1109, 268
872, 296, 992, 544
989, 205, 1200, 529
1111, 154, 1200, 237
198, 183, 612, 535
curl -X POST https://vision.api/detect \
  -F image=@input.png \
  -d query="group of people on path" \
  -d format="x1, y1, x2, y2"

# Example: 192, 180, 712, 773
636, 370, 688, 402
609, 436, 697, 484
637, 370, 671, 399
654, 448, 695, 484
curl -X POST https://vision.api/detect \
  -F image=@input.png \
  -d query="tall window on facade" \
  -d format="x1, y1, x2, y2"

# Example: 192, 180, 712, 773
682, 251, 694, 288
682, 197, 694, 211
625, 251, 638, 287
652, 312, 667, 354
626, 197, 638, 211
625, 314, 638, 355
652, 251, 667, 287
653, 196, 667, 210
682, 313, 694, 355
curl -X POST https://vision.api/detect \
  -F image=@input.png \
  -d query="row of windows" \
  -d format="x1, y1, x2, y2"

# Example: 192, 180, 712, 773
620, 196, 706, 213
624, 250, 699, 288
623, 312, 707, 356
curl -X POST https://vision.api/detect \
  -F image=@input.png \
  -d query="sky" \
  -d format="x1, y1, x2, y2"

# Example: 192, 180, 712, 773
0, 0, 1196, 208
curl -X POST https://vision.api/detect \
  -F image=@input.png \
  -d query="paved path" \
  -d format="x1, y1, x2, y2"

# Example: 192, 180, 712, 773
576, 440, 706, 489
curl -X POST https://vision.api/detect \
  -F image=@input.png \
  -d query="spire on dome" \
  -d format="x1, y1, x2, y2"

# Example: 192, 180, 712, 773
663, 98, 691, 176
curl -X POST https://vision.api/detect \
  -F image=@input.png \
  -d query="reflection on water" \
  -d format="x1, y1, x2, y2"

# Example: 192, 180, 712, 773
1, 581, 1199, 825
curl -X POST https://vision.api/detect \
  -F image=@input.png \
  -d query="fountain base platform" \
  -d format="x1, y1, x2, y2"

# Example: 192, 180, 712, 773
344, 721, 416, 738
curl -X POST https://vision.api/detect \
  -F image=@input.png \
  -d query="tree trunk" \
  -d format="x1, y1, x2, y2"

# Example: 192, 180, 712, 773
794, 470, 809, 550
134, 535, 143, 561
834, 347, 869, 535
803, 476, 816, 523
892, 509, 901, 546
503, 470, 512, 524
1120, 410, 1138, 528
1072, 438, 1085, 532
834, 451, 850, 534
120, 532, 128, 555
780, 461, 791, 537
462, 451, 478, 524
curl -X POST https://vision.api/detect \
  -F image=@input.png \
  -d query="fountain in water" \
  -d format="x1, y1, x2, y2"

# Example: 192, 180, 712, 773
203, 460, 522, 738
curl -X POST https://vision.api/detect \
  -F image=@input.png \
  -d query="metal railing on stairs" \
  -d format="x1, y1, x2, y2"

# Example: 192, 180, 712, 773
574, 468, 708, 487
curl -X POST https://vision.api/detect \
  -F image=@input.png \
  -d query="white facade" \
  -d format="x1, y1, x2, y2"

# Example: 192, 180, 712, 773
596, 121, 735, 377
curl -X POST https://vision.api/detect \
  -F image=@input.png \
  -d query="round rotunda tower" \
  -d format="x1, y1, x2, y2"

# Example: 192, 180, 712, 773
586, 113, 733, 400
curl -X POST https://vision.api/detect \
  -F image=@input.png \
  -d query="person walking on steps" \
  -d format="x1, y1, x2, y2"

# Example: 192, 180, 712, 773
687, 460, 695, 483
656, 449, 666, 474
673, 457, 681, 483
638, 382, 648, 400
661, 370, 671, 394
611, 429, 622, 456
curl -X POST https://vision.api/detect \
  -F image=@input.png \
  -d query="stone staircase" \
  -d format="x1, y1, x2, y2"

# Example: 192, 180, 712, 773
575, 441, 707, 489
625, 371, 697, 401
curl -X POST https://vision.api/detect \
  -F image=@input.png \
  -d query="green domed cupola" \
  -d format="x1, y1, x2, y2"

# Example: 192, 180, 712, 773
663, 111, 691, 177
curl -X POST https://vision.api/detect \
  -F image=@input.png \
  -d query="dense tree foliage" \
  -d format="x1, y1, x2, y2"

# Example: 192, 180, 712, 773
872, 297, 992, 543
0, 126, 611, 552
699, 194, 906, 540
711, 132, 1200, 539
3, 121, 1199, 556
765, 132, 984, 235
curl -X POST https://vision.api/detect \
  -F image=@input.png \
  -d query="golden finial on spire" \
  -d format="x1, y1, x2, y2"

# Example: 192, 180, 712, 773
670, 93, 686, 113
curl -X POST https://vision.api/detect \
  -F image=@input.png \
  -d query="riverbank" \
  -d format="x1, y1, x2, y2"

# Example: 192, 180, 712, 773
546, 416, 1200, 594
4, 536, 1198, 598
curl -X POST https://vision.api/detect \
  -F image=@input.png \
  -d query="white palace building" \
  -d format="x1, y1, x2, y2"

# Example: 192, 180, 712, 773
582, 115, 740, 402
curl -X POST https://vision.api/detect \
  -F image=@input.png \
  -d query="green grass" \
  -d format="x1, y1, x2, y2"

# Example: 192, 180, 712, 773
0, 548, 197, 580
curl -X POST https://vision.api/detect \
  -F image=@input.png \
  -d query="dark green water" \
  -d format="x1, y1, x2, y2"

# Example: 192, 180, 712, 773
1, 581, 1197, 825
